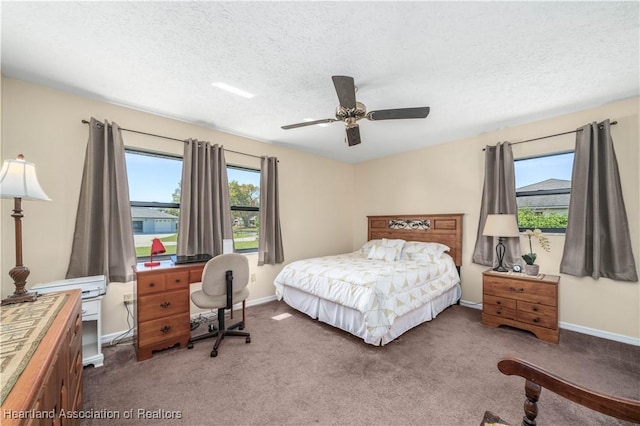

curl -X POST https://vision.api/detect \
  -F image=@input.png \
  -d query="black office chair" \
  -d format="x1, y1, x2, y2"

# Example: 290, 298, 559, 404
187, 253, 251, 357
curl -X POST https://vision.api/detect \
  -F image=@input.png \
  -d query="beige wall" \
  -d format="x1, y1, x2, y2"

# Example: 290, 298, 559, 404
2, 76, 638, 343
353, 97, 640, 341
1, 77, 355, 336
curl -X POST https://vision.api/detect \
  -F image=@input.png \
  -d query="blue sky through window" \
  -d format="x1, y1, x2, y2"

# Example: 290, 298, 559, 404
126, 151, 259, 202
514, 152, 574, 189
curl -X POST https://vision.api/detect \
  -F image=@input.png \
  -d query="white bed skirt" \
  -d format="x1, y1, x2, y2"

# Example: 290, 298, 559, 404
280, 283, 461, 346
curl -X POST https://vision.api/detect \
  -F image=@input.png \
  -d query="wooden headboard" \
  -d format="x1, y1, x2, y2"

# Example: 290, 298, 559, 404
368, 214, 463, 266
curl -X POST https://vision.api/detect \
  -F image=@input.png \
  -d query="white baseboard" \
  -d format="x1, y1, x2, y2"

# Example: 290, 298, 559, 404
102, 294, 279, 346
459, 299, 639, 346
559, 321, 640, 346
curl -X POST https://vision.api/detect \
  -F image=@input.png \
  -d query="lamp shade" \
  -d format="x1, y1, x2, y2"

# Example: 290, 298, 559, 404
150, 238, 166, 256
482, 214, 520, 237
0, 155, 51, 201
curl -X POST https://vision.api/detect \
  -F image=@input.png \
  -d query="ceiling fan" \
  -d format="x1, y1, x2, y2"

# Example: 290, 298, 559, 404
281, 75, 430, 147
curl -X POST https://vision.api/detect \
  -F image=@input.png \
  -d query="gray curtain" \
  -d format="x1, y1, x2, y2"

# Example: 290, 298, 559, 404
560, 120, 637, 282
177, 140, 232, 257
258, 156, 284, 265
66, 117, 136, 283
472, 142, 521, 267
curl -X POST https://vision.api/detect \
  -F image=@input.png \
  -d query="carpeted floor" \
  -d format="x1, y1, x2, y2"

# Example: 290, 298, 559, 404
81, 301, 639, 425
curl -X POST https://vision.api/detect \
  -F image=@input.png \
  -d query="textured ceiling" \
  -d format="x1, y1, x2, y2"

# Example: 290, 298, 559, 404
2, 2, 638, 163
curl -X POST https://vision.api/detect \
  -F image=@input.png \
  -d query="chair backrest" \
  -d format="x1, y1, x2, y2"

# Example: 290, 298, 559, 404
498, 357, 640, 424
201, 254, 249, 297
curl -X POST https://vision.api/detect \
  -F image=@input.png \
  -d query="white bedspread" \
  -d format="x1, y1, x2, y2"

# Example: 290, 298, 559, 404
273, 252, 460, 341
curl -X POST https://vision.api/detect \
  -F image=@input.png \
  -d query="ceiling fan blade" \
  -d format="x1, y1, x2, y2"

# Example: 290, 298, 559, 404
332, 75, 356, 109
366, 107, 430, 121
281, 118, 337, 130
345, 126, 361, 147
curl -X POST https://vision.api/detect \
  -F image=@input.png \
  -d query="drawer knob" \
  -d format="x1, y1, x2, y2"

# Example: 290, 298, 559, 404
149, 282, 155, 287
160, 325, 171, 333
509, 286, 525, 293
496, 310, 502, 315
160, 301, 171, 308
533, 318, 540, 323
496, 301, 501, 305
532, 306, 538, 312
174, 278, 181, 283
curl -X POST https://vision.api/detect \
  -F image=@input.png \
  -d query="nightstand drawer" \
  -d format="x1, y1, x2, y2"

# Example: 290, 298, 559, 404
516, 310, 557, 329
483, 303, 516, 320
483, 277, 556, 306
483, 294, 516, 310
517, 300, 557, 319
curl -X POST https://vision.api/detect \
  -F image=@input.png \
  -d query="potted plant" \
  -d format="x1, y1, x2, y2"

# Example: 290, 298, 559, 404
522, 229, 551, 275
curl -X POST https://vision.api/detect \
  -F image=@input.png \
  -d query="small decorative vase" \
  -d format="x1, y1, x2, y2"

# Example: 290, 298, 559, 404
524, 264, 540, 276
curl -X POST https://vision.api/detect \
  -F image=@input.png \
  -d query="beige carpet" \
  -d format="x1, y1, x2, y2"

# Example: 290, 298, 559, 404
1, 293, 69, 404
81, 301, 639, 425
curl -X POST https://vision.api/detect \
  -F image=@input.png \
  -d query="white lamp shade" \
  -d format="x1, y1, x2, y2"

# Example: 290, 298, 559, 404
482, 214, 519, 237
0, 156, 51, 201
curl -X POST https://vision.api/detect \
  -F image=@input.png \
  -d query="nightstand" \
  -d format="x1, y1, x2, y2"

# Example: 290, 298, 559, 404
482, 269, 560, 343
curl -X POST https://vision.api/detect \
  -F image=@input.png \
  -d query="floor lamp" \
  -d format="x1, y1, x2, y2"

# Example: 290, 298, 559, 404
0, 154, 51, 305
482, 214, 520, 272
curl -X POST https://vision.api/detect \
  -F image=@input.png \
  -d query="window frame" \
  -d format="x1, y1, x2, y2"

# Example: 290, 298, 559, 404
126, 148, 261, 259
228, 164, 260, 254
514, 150, 574, 234
126, 148, 182, 262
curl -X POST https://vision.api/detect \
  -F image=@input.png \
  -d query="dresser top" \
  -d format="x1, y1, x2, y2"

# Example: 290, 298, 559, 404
483, 268, 560, 284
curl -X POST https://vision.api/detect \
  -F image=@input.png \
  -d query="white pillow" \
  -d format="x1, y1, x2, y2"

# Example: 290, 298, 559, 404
367, 245, 400, 262
400, 241, 450, 262
359, 239, 383, 255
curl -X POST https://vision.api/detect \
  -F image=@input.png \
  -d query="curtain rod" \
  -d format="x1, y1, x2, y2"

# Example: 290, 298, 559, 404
481, 120, 617, 151
81, 119, 262, 159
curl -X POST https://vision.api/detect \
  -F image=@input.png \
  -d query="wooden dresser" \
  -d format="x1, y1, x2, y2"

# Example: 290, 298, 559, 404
133, 261, 204, 361
482, 269, 560, 343
1, 289, 83, 425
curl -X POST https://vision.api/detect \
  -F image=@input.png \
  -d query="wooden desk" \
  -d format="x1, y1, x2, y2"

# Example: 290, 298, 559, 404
133, 261, 206, 361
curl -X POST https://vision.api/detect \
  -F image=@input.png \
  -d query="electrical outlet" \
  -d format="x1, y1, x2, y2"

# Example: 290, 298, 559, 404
250, 274, 256, 283
123, 293, 134, 305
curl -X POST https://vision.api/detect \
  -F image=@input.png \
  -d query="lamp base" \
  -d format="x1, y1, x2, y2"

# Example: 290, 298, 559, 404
144, 261, 161, 267
492, 265, 509, 273
1, 291, 38, 306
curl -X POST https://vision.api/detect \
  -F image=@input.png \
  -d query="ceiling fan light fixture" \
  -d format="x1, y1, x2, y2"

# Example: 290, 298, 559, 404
211, 82, 255, 99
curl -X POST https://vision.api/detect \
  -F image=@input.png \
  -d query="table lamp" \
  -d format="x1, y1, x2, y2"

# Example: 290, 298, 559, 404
0, 154, 51, 305
144, 238, 166, 267
482, 214, 520, 272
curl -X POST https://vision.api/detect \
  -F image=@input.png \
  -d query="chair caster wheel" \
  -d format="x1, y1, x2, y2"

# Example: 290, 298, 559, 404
210, 350, 218, 357
246, 337, 251, 344
208, 324, 216, 332
239, 325, 244, 330
187, 342, 193, 349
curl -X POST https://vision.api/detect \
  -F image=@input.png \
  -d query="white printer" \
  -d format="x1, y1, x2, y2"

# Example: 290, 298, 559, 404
32, 275, 106, 367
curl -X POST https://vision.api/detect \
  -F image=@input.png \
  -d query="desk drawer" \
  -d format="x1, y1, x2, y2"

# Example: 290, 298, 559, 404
138, 312, 190, 348
165, 271, 189, 291
138, 289, 189, 322
483, 303, 516, 320
137, 274, 165, 295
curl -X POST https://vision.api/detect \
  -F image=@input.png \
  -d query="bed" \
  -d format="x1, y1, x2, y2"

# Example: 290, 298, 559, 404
274, 214, 463, 345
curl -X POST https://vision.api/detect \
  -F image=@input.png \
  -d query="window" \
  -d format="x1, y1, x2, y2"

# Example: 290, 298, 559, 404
125, 149, 182, 259
514, 151, 574, 233
228, 166, 260, 253
126, 149, 260, 258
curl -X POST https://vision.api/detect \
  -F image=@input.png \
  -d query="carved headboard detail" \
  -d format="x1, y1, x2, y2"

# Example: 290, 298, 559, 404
367, 214, 463, 266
